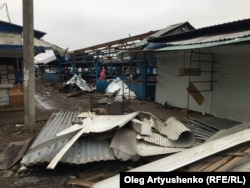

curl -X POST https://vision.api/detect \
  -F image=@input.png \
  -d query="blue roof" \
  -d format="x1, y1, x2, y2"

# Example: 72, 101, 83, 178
0, 20, 46, 38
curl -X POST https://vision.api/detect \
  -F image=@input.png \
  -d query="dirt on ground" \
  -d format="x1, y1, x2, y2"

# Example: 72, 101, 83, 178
0, 77, 203, 188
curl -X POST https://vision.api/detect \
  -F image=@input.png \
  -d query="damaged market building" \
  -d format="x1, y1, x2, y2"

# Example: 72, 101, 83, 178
1, 18, 250, 188
42, 22, 195, 100
63, 18, 250, 122
0, 20, 65, 111
151, 18, 250, 122
18, 18, 250, 167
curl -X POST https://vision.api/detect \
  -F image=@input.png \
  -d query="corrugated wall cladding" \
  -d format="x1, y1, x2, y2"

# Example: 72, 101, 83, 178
21, 111, 115, 166
155, 44, 250, 122
211, 45, 250, 122
155, 51, 213, 114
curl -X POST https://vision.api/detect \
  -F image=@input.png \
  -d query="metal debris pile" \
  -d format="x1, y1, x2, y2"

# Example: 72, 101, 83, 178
186, 117, 241, 141
104, 77, 137, 102
20, 110, 195, 170
56, 74, 95, 97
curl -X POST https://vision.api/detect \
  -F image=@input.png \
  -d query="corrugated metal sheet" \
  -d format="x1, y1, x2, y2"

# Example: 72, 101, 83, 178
29, 111, 80, 147
163, 117, 193, 140
134, 22, 194, 47
186, 117, 241, 141
136, 141, 185, 157
110, 127, 137, 155
105, 78, 137, 101
155, 42, 250, 122
169, 31, 250, 45
137, 116, 195, 148
137, 131, 194, 148
22, 136, 115, 166
151, 22, 194, 38
157, 33, 250, 51
21, 111, 116, 166
92, 127, 250, 188
186, 120, 217, 140
150, 18, 250, 44
211, 47, 250, 122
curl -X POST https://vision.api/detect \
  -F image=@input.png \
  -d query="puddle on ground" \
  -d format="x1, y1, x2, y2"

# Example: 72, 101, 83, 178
35, 94, 54, 110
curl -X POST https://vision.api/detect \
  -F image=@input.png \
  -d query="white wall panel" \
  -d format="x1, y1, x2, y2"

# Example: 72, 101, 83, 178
155, 50, 212, 113
155, 44, 250, 122
211, 44, 250, 121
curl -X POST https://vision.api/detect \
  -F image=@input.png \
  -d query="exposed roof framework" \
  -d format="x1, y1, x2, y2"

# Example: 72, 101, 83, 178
72, 21, 195, 58
72, 31, 158, 57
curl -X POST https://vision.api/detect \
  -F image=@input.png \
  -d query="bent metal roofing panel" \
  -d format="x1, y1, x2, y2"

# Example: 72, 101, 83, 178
21, 111, 139, 167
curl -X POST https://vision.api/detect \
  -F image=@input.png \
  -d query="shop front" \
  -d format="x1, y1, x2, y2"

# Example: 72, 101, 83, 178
0, 58, 24, 111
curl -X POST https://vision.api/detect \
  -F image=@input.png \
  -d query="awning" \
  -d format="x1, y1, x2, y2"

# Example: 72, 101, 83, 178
0, 32, 65, 58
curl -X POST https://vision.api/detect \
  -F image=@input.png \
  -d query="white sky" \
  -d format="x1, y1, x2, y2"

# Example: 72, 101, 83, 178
1, 0, 250, 51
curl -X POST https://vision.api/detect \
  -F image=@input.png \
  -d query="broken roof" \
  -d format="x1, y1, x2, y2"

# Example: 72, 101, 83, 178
0, 32, 65, 58
151, 18, 250, 51
150, 18, 250, 43
133, 21, 195, 48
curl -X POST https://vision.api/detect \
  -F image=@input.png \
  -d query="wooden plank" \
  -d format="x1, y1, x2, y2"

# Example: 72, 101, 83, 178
216, 145, 250, 171
178, 68, 201, 76
182, 160, 213, 172
92, 126, 250, 188
216, 157, 245, 172
187, 82, 204, 105
195, 161, 215, 172
67, 178, 93, 187
184, 142, 250, 172
203, 156, 233, 171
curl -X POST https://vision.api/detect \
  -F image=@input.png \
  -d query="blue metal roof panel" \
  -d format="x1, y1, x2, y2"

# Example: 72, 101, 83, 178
0, 20, 46, 38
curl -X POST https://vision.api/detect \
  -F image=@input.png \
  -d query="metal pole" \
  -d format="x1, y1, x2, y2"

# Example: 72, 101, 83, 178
23, 0, 36, 133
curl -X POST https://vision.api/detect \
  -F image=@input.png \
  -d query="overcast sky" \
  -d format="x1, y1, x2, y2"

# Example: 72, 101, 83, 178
1, 0, 250, 51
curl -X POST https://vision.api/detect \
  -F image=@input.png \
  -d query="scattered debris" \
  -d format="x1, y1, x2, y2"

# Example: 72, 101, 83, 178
89, 95, 129, 115
1, 108, 249, 188
105, 77, 137, 102
15, 124, 23, 127
66, 74, 94, 92
186, 117, 241, 141
57, 74, 95, 94
164, 102, 174, 109
182, 142, 250, 172
92, 127, 250, 188
20, 110, 196, 170
0, 137, 33, 170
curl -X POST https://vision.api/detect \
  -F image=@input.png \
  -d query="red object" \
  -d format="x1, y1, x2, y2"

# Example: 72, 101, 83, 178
99, 68, 106, 79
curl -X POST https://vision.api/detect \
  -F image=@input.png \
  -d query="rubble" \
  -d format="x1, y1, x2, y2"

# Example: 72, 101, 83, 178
57, 74, 95, 95
20, 110, 195, 170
